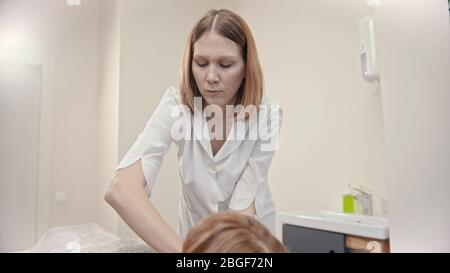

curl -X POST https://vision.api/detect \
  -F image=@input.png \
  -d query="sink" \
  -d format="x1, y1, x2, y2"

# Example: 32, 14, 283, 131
278, 210, 389, 240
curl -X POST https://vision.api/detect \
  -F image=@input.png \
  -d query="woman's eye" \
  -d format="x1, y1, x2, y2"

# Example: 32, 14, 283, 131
196, 62, 208, 67
195, 61, 231, 69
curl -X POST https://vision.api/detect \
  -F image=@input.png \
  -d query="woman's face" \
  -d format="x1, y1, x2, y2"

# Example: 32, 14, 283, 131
192, 31, 246, 109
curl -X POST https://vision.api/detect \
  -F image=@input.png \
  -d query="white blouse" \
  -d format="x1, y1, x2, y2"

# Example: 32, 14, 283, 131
116, 86, 282, 239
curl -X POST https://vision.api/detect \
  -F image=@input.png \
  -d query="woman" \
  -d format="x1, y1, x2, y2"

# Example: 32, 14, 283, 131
105, 9, 282, 253
183, 212, 288, 253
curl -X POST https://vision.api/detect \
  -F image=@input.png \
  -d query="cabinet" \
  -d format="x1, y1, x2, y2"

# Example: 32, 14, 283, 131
282, 224, 390, 253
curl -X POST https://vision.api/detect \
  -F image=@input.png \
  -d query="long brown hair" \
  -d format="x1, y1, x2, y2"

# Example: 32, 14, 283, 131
179, 9, 264, 113
183, 212, 288, 253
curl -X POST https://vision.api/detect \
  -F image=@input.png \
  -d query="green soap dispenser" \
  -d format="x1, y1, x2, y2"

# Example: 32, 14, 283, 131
343, 183, 356, 213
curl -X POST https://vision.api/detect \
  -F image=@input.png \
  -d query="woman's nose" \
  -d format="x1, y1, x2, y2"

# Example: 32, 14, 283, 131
206, 67, 219, 83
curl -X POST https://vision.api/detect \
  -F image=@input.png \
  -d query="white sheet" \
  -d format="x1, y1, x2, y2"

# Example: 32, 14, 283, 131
17, 223, 155, 253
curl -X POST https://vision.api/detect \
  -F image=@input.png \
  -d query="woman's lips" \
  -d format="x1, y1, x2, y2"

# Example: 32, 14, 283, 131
206, 90, 222, 95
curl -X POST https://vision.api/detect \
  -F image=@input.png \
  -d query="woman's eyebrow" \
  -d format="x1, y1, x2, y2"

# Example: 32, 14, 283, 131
193, 55, 237, 60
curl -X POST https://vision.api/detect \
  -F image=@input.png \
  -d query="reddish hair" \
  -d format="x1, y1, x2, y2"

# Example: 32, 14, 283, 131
183, 212, 288, 253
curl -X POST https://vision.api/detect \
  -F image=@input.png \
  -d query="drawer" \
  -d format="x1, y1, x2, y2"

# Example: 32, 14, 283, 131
282, 224, 346, 253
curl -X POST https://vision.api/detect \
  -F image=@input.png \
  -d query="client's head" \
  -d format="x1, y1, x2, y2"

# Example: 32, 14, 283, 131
182, 212, 288, 253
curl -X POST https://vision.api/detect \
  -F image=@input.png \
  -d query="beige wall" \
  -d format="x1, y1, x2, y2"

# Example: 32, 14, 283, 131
0, 0, 100, 238
0, 0, 49, 242
115, 0, 388, 239
96, 0, 121, 235
375, 0, 450, 252
48, 0, 99, 229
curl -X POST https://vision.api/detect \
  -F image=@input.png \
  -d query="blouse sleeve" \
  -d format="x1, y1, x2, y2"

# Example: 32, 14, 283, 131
115, 86, 180, 197
228, 103, 283, 216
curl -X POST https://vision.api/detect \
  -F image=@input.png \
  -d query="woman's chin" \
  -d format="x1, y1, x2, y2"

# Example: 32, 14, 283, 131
203, 98, 227, 108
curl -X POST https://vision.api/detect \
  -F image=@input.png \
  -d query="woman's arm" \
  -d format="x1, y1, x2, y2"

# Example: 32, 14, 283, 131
104, 160, 183, 253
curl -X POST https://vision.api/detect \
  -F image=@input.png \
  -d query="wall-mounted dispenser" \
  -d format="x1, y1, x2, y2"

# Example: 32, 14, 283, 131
359, 15, 379, 83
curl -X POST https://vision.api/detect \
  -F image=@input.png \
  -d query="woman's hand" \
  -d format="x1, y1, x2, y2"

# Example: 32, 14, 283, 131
105, 160, 183, 252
